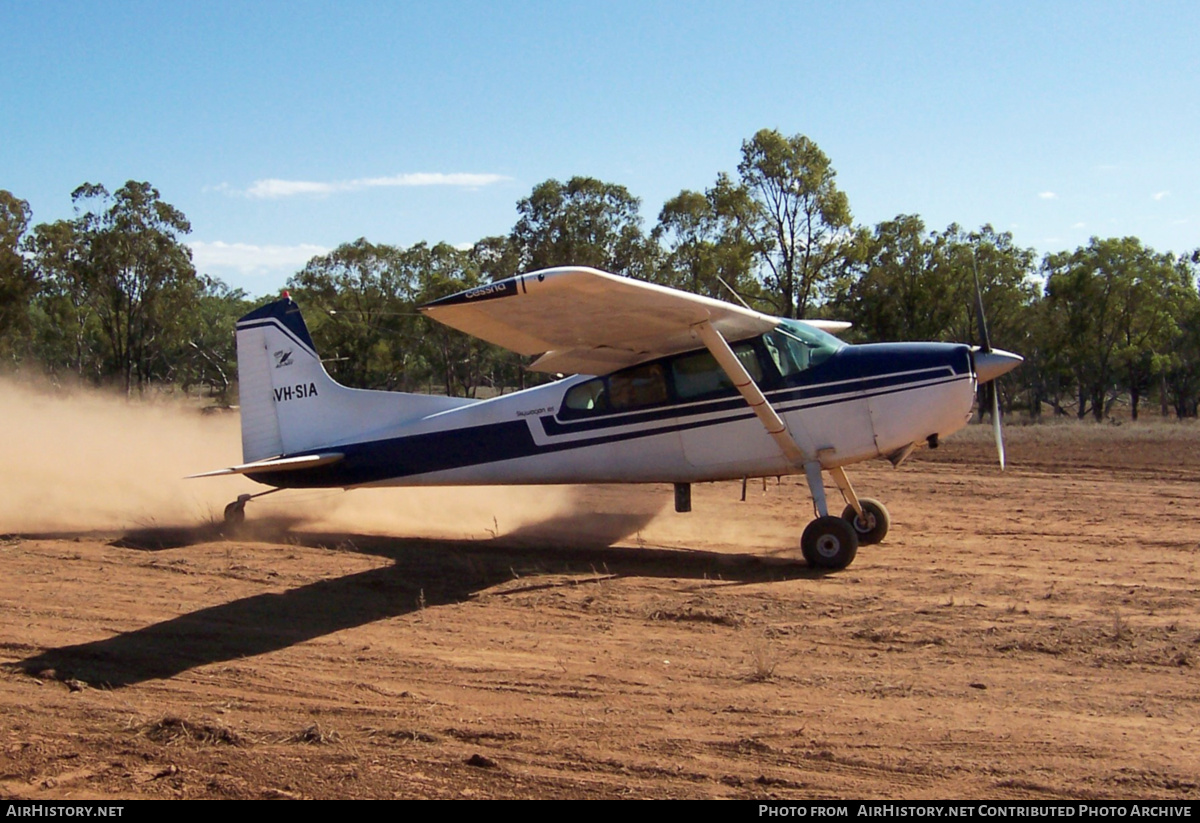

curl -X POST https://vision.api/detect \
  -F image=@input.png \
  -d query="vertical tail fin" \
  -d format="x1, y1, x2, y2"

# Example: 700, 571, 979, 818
234, 297, 473, 462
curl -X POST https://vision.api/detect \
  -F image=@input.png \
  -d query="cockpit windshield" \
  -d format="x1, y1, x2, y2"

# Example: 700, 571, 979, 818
762, 321, 846, 377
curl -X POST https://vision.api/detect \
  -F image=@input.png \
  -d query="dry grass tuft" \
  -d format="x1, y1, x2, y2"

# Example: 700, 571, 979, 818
746, 633, 781, 682
139, 716, 244, 746
288, 722, 341, 745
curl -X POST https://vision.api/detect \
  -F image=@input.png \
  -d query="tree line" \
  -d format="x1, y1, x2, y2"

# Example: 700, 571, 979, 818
2, 129, 1198, 420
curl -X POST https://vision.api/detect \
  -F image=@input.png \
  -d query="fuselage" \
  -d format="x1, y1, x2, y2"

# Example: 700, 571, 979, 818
247, 322, 977, 490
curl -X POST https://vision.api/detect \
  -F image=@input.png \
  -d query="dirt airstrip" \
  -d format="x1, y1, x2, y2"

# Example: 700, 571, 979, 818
1, 382, 1198, 799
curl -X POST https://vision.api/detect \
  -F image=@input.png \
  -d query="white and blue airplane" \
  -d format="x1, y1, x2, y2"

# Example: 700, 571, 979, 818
193, 266, 1021, 570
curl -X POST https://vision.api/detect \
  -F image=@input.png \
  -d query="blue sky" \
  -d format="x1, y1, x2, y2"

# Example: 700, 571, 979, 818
3, 1, 1196, 297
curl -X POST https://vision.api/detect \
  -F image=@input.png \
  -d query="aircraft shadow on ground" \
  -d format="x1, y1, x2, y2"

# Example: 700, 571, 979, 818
14, 511, 811, 689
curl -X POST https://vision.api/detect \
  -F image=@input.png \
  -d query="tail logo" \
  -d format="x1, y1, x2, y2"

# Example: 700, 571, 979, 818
274, 349, 294, 368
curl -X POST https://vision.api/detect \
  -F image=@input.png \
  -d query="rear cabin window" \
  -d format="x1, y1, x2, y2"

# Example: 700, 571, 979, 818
561, 344, 766, 418
608, 363, 668, 410
563, 377, 608, 413
561, 363, 669, 416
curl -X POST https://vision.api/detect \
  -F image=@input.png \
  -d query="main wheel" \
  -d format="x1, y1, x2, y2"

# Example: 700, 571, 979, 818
801, 515, 859, 570
841, 498, 890, 545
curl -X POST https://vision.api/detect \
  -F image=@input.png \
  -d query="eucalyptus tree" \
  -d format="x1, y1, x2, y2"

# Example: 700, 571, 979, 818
1043, 237, 1185, 420
1156, 250, 1200, 418
828, 214, 953, 343
0, 191, 37, 362
510, 177, 657, 279
651, 187, 759, 304
722, 129, 853, 319
406, 241, 511, 397
28, 182, 199, 393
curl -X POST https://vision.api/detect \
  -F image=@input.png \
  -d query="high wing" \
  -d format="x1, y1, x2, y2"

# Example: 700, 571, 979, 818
420, 266, 849, 375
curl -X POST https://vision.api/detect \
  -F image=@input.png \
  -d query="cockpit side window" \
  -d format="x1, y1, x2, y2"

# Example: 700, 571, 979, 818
671, 343, 762, 400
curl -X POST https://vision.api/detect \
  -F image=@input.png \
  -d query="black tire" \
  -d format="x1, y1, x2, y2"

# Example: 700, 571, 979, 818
801, 515, 859, 570
841, 498, 890, 545
223, 501, 246, 528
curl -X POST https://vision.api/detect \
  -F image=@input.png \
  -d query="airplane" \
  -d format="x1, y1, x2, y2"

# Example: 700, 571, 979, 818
191, 266, 1022, 570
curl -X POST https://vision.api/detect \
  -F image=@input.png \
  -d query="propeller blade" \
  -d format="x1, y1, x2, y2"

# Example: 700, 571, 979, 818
972, 254, 993, 353
992, 383, 1006, 471
972, 250, 1010, 469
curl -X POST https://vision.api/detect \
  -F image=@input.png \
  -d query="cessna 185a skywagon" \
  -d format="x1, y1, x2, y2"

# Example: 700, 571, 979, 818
193, 266, 1022, 570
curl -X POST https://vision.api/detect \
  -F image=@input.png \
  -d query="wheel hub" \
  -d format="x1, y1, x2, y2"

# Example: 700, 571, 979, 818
854, 512, 876, 532
815, 534, 842, 558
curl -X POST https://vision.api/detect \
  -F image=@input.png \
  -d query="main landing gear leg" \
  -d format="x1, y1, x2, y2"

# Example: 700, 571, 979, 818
223, 488, 283, 528
800, 462, 858, 570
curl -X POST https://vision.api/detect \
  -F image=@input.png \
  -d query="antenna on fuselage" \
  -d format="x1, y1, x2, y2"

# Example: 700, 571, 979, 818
716, 274, 754, 311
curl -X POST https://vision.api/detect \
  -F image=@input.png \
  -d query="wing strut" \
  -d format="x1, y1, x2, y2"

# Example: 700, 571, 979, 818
692, 320, 853, 519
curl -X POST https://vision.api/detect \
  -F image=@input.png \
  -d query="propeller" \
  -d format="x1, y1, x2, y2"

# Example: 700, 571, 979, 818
971, 254, 1022, 470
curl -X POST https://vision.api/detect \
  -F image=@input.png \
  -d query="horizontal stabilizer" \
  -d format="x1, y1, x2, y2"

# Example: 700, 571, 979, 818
186, 452, 344, 479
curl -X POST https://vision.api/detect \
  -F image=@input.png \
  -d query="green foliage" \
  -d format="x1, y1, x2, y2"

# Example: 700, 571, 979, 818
287, 238, 419, 391
651, 187, 760, 304
510, 177, 658, 279
0, 191, 38, 363
729, 129, 853, 319
1043, 237, 1190, 420
18, 182, 205, 393
174, 279, 253, 402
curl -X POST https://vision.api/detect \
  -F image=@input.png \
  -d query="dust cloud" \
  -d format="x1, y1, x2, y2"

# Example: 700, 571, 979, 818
0, 377, 668, 541
0, 377, 248, 532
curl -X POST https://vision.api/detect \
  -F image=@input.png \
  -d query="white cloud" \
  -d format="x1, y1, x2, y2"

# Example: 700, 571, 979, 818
246, 180, 338, 198
1038, 191, 1058, 200
1153, 190, 1170, 201
1071, 222, 1086, 229
190, 241, 329, 276
238, 172, 511, 199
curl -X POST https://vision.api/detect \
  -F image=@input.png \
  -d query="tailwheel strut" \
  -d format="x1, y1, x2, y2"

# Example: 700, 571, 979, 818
223, 488, 283, 528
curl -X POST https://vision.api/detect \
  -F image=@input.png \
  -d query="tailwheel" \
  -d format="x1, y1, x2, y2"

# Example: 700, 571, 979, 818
801, 515, 859, 570
223, 494, 251, 528
841, 498, 890, 545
